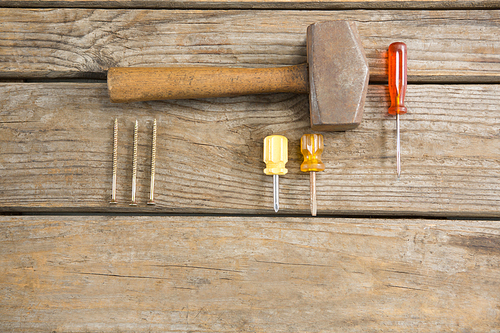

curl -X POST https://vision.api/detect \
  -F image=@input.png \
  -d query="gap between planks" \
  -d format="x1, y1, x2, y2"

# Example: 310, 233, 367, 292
2, 0, 500, 10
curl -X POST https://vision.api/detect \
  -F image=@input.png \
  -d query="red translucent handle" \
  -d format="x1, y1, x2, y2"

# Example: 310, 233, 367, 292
388, 42, 407, 115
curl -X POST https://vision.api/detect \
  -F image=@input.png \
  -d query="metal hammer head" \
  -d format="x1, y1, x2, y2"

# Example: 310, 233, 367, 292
307, 21, 369, 131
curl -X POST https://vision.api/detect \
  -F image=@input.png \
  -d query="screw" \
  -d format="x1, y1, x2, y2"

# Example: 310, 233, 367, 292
130, 120, 138, 206
110, 118, 118, 204
147, 119, 157, 205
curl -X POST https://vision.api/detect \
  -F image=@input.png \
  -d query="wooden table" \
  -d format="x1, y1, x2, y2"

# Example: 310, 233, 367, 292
1, 1, 499, 331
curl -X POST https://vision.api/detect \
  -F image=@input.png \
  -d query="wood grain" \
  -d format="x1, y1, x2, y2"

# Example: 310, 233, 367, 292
1, 215, 499, 331
1, 0, 499, 9
1, 9, 500, 82
1, 82, 499, 216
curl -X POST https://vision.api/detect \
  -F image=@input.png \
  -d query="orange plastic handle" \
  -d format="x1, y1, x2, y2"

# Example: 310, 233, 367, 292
388, 42, 407, 116
300, 134, 325, 173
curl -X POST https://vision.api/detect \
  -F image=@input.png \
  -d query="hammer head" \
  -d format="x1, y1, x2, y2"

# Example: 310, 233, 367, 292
307, 21, 369, 131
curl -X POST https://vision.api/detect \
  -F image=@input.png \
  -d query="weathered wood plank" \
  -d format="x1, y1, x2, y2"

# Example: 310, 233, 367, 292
0, 215, 499, 331
1, 9, 500, 82
1, 83, 499, 216
2, 0, 499, 9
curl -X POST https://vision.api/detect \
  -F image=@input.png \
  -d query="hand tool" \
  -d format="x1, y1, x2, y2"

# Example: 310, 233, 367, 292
108, 21, 369, 132
388, 42, 408, 178
300, 134, 325, 216
130, 120, 139, 206
147, 119, 157, 205
110, 118, 118, 204
263, 135, 288, 212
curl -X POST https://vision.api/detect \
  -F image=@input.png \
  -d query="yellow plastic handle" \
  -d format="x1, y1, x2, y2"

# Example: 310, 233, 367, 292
300, 134, 325, 172
263, 135, 288, 175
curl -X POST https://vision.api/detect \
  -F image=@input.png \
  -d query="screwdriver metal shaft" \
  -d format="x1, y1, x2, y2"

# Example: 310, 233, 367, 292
310, 171, 317, 216
396, 113, 401, 177
273, 174, 279, 212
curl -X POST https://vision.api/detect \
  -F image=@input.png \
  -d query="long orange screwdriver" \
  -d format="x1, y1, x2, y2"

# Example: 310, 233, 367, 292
301, 134, 325, 216
388, 42, 408, 178
264, 135, 288, 212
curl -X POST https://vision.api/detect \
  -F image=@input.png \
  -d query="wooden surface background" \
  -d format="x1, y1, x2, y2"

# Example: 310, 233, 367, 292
1, 1, 499, 332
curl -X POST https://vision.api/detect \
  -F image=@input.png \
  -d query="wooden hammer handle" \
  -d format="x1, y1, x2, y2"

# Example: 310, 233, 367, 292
108, 64, 309, 103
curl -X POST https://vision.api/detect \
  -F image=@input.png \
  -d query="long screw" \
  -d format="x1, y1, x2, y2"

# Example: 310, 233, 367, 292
147, 119, 157, 205
130, 120, 139, 206
110, 118, 118, 204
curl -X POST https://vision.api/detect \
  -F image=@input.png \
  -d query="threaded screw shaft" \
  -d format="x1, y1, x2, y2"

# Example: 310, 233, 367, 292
147, 119, 157, 205
130, 120, 138, 206
110, 118, 118, 204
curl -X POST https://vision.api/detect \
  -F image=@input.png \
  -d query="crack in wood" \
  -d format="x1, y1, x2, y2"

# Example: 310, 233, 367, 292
73, 271, 171, 280
385, 284, 425, 291
254, 259, 334, 267
151, 264, 244, 273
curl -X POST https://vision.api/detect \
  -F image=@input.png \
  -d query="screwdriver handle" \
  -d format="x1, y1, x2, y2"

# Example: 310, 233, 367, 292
108, 65, 309, 103
300, 134, 325, 172
388, 42, 407, 116
263, 135, 288, 176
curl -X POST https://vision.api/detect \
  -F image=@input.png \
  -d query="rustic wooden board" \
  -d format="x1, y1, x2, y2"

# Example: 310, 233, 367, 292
1, 82, 499, 216
1, 9, 500, 82
0, 215, 499, 331
2, 0, 498, 9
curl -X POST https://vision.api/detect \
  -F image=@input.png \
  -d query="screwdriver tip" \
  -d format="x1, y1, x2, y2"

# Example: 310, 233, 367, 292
273, 174, 280, 213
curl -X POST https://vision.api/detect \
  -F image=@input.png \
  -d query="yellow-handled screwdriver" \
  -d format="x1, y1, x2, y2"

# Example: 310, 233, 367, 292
263, 135, 288, 212
300, 134, 325, 216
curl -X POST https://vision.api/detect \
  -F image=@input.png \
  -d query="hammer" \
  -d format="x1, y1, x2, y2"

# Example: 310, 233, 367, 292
107, 21, 369, 131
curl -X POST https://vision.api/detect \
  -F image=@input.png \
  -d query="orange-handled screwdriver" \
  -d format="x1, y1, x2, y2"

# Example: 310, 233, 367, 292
301, 134, 325, 216
388, 42, 407, 177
